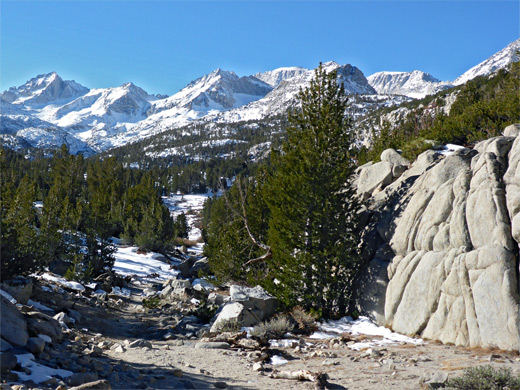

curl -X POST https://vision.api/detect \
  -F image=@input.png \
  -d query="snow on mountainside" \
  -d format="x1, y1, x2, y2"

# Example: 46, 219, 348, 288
127, 69, 274, 138
1, 38, 518, 156
367, 71, 453, 99
0, 72, 89, 106
454, 38, 520, 86
204, 62, 376, 123
50, 82, 156, 127
253, 67, 308, 87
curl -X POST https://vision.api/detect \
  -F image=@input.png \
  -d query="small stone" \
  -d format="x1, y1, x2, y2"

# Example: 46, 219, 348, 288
422, 372, 449, 388
89, 345, 103, 357
214, 382, 228, 389
129, 339, 152, 349
42, 377, 59, 386
322, 359, 339, 366
114, 345, 125, 353
66, 372, 99, 387
487, 354, 501, 361
252, 362, 263, 372
172, 369, 183, 377
25, 337, 46, 355
194, 342, 230, 350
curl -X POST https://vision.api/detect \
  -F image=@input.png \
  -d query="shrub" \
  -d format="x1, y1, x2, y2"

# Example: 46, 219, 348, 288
142, 296, 162, 309
444, 365, 520, 390
213, 318, 241, 333
250, 315, 294, 341
290, 306, 318, 335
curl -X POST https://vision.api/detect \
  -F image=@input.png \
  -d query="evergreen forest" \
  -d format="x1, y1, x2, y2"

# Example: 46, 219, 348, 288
1, 59, 519, 319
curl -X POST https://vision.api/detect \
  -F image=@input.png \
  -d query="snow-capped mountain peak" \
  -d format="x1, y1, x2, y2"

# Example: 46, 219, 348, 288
253, 66, 307, 87
454, 38, 520, 86
367, 70, 453, 99
1, 72, 89, 106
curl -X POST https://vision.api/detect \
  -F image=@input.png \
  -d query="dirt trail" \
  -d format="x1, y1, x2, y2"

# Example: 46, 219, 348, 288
57, 280, 520, 390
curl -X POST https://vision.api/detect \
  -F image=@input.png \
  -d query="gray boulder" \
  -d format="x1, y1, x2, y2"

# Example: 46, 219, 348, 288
0, 351, 18, 373
0, 338, 13, 352
190, 258, 210, 277
177, 256, 198, 277
26, 311, 63, 342
26, 336, 46, 355
0, 278, 33, 304
229, 285, 278, 317
357, 161, 393, 199
210, 286, 278, 332
160, 279, 192, 299
0, 295, 28, 347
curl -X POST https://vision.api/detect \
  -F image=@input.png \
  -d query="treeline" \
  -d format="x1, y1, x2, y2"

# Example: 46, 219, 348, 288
362, 60, 520, 162
0, 145, 185, 282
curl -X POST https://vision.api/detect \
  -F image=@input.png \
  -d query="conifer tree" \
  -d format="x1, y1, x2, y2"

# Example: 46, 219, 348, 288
266, 64, 362, 317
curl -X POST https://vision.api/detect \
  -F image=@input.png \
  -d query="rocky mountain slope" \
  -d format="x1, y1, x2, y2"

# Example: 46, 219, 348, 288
454, 37, 520, 85
367, 70, 453, 99
355, 124, 520, 351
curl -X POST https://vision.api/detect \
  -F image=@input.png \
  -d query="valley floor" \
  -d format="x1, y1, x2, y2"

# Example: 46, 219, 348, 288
6, 274, 520, 390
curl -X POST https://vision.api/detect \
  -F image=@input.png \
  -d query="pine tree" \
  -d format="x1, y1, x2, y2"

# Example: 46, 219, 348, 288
173, 212, 189, 239
266, 64, 362, 317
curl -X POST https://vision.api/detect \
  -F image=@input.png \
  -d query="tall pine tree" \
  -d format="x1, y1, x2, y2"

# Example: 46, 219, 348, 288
266, 64, 362, 317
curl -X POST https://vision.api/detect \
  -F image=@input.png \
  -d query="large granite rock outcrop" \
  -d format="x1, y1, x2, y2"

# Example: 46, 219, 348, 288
356, 131, 520, 351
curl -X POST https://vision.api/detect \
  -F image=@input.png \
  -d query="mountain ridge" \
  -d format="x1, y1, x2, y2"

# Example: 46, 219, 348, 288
1, 39, 518, 155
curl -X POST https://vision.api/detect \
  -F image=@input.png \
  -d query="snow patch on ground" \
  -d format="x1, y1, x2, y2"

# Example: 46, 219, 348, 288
311, 316, 424, 350
270, 355, 289, 365
13, 353, 73, 384
112, 246, 179, 282
39, 274, 85, 292
27, 299, 54, 312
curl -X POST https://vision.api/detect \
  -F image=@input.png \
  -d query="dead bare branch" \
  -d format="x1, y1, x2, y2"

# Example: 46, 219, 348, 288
219, 176, 272, 267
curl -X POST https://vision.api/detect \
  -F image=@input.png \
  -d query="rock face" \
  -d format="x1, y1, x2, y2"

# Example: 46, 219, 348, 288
356, 132, 520, 351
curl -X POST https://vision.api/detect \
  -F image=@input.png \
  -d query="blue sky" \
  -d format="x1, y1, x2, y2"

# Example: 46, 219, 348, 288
1, 1, 519, 95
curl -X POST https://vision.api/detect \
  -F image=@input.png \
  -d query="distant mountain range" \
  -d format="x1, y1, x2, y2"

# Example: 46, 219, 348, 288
1, 38, 518, 155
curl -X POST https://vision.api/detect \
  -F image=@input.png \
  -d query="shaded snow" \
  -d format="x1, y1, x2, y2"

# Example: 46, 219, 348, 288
13, 353, 73, 384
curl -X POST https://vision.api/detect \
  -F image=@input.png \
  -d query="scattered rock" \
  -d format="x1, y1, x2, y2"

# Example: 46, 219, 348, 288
189, 258, 210, 278
421, 372, 449, 389
25, 337, 46, 355
0, 338, 14, 352
128, 339, 152, 349
54, 312, 73, 328
0, 295, 29, 346
252, 362, 263, 371
26, 311, 63, 342
194, 342, 230, 350
66, 372, 99, 387
214, 382, 228, 389
172, 368, 183, 377
0, 351, 18, 373
69, 380, 111, 390
1, 278, 33, 305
